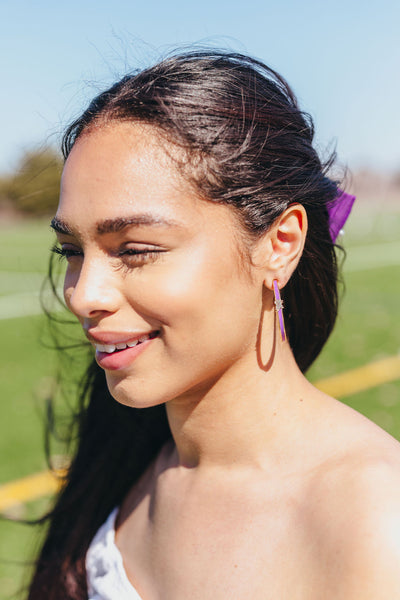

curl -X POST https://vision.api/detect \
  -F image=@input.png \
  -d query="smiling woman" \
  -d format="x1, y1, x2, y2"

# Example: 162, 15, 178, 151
28, 51, 400, 600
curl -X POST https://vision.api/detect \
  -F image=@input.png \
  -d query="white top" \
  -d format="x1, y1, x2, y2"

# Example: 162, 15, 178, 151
86, 507, 143, 600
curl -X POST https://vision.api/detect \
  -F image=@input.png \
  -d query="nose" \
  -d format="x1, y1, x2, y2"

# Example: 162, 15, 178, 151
64, 255, 122, 320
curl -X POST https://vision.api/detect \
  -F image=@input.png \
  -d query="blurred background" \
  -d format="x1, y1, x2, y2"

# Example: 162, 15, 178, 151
0, 0, 399, 596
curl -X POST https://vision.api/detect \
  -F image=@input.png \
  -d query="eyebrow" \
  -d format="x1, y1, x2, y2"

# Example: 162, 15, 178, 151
50, 217, 73, 235
50, 214, 181, 235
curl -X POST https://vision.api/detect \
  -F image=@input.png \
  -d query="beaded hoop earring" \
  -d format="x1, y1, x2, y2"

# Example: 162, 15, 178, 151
273, 280, 286, 342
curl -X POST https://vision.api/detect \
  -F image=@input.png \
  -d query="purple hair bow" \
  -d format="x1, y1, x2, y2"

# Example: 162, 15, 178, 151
327, 189, 356, 243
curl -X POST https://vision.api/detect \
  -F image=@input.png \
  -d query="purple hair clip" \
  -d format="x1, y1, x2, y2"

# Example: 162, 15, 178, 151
327, 189, 356, 243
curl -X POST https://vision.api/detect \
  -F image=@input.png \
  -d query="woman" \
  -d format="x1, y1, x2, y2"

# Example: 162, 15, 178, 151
28, 51, 400, 599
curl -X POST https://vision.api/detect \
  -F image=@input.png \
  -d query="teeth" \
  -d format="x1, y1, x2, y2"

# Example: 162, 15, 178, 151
96, 344, 116, 353
115, 342, 128, 350
127, 340, 139, 347
95, 333, 155, 353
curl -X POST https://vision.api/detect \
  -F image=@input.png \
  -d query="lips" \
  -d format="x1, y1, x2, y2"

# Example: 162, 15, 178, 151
90, 330, 159, 371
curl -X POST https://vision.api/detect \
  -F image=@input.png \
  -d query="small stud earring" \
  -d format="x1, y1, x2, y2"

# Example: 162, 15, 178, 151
273, 280, 286, 342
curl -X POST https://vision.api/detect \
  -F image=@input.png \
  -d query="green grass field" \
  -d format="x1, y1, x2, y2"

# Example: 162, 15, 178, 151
0, 205, 399, 598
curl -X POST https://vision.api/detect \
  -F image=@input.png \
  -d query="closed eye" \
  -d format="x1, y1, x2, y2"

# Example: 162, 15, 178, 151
50, 244, 167, 269
117, 246, 167, 270
51, 245, 82, 260
120, 247, 163, 257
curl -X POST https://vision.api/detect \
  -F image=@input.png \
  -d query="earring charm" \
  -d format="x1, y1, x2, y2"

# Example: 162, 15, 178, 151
273, 280, 286, 342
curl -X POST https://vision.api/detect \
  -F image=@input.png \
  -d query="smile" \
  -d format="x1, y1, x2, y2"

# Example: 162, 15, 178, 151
94, 331, 159, 354
94, 332, 159, 354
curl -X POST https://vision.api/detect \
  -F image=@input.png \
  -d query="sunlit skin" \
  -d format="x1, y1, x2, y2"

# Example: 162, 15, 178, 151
55, 123, 400, 599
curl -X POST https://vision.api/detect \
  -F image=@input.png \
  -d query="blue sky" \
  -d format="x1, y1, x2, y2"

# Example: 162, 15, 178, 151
0, 0, 399, 174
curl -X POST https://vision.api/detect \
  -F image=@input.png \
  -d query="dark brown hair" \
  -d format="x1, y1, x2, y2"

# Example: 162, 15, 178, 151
29, 50, 340, 599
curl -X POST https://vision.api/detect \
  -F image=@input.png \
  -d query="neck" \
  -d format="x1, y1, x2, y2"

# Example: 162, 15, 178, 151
165, 341, 313, 471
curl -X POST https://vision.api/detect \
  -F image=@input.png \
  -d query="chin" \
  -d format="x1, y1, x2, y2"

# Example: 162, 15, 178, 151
105, 372, 171, 409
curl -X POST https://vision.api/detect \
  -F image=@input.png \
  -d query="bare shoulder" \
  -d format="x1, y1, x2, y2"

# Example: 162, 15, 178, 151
305, 413, 400, 598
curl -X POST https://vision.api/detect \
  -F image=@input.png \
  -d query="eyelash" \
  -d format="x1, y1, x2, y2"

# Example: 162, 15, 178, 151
51, 245, 81, 260
51, 245, 163, 266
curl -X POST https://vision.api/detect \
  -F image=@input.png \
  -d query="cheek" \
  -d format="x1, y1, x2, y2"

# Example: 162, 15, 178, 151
125, 246, 242, 320
126, 248, 262, 356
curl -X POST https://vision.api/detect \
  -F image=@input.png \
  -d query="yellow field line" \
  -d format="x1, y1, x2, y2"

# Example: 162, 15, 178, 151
315, 355, 400, 398
1, 355, 400, 512
0, 469, 65, 512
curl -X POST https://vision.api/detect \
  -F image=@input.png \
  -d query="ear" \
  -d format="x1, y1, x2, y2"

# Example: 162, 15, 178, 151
254, 204, 308, 289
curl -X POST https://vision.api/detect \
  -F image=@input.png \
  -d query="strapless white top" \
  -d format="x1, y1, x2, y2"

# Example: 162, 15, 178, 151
86, 508, 143, 600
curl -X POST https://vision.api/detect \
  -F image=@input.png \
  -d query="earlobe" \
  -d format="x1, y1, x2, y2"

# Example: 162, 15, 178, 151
262, 204, 307, 289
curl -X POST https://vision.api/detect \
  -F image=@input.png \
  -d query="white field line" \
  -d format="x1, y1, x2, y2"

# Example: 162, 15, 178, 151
0, 289, 64, 320
0, 270, 46, 278
0, 271, 46, 295
344, 240, 400, 272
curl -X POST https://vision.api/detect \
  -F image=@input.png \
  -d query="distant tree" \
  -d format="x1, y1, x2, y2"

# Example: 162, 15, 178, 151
392, 170, 400, 188
0, 147, 63, 216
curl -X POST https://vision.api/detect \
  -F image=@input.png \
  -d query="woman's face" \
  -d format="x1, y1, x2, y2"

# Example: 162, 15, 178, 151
54, 123, 266, 407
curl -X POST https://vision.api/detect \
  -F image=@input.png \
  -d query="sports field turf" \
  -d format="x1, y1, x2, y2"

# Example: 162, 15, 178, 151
0, 205, 399, 598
